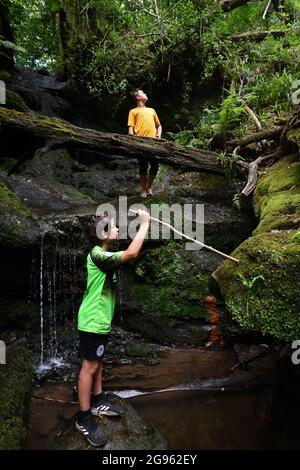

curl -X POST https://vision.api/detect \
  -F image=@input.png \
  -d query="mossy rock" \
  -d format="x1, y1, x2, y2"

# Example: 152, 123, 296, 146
121, 241, 221, 344
253, 154, 300, 234
0, 176, 31, 218
214, 154, 300, 341
0, 347, 33, 449
0, 174, 36, 248
170, 171, 227, 192
0, 70, 12, 82
5, 90, 29, 112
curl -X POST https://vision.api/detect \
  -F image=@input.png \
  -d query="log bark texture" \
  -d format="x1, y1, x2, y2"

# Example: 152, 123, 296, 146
0, 107, 224, 174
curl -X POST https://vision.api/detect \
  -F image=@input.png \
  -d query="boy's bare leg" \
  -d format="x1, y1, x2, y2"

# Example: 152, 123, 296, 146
146, 174, 156, 195
78, 359, 100, 411
92, 362, 103, 396
140, 174, 148, 198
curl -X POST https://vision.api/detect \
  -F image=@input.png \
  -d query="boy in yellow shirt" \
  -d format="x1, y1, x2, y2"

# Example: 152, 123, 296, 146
128, 89, 162, 197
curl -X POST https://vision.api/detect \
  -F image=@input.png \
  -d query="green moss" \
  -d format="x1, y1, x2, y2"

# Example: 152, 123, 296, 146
286, 128, 300, 148
124, 343, 153, 358
215, 222, 300, 340
0, 177, 31, 218
170, 171, 227, 191
214, 154, 300, 340
187, 172, 227, 191
40, 117, 78, 136
253, 191, 300, 234
0, 347, 33, 449
127, 242, 211, 322
0, 176, 33, 246
253, 155, 300, 233
62, 185, 93, 201
0, 158, 17, 172
5, 90, 29, 113
0, 70, 12, 82
0, 107, 77, 136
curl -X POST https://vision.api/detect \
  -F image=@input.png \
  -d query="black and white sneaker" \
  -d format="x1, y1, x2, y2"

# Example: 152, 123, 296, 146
75, 411, 107, 447
91, 393, 124, 417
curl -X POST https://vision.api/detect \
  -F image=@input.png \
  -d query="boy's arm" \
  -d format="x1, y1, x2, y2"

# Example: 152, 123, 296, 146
121, 210, 150, 263
156, 125, 162, 139
153, 110, 162, 139
128, 126, 134, 135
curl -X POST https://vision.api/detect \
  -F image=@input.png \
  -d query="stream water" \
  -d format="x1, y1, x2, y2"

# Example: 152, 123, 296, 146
27, 348, 300, 450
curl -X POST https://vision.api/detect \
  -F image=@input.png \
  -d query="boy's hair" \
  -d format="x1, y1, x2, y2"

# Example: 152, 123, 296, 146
86, 213, 110, 245
131, 88, 142, 102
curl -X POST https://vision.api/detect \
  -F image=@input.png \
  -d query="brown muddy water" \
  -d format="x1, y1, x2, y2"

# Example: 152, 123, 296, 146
27, 348, 300, 450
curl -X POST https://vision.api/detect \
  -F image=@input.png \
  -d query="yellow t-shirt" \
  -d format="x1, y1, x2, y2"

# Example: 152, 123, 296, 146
127, 106, 161, 138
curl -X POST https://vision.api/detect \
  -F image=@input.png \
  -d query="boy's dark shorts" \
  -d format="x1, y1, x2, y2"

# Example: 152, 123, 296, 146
78, 330, 109, 361
138, 157, 159, 176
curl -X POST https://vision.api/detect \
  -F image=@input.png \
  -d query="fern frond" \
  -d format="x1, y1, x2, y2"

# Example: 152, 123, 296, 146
0, 39, 26, 54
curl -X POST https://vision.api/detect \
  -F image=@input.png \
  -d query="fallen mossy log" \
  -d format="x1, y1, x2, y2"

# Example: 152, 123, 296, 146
0, 107, 224, 175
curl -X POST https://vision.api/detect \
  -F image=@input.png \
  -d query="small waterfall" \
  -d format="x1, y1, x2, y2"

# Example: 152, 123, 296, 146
31, 229, 83, 374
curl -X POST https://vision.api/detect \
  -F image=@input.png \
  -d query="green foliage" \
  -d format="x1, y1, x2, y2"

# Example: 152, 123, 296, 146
237, 273, 265, 289
0, 36, 25, 54
232, 192, 242, 211
4, 0, 300, 142
7, 0, 60, 69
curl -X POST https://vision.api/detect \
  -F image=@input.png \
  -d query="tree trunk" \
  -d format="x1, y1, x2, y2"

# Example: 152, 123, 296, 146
0, 2, 15, 73
0, 107, 224, 175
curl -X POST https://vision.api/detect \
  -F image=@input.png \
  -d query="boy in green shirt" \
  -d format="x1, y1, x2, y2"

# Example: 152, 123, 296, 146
75, 209, 150, 447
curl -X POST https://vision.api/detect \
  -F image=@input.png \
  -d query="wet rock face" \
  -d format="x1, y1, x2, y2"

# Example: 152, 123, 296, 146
51, 393, 167, 450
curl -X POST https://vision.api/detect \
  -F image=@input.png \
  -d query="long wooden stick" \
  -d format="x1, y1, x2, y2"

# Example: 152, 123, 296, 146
129, 209, 239, 263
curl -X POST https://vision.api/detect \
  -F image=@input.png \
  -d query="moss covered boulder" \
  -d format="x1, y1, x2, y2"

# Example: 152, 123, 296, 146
122, 241, 222, 344
0, 174, 38, 248
212, 153, 300, 341
5, 90, 29, 113
0, 346, 33, 449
